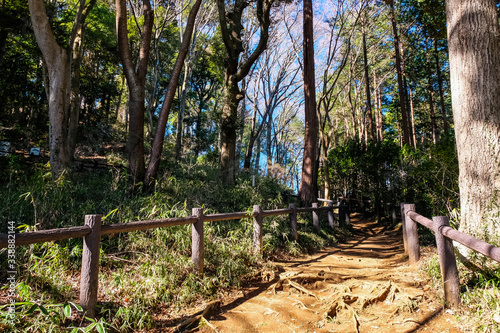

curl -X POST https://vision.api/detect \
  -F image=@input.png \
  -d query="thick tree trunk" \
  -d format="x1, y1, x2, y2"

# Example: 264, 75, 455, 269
299, 0, 318, 205
446, 0, 500, 238
220, 84, 241, 184
29, 0, 72, 178
29, 0, 95, 178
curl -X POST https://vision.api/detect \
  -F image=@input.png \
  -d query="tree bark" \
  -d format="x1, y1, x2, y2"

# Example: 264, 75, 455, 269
298, 0, 318, 205
446, 0, 500, 238
387, 0, 411, 146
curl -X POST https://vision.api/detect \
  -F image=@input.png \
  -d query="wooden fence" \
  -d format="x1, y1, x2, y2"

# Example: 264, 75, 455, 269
0, 202, 349, 317
401, 203, 500, 307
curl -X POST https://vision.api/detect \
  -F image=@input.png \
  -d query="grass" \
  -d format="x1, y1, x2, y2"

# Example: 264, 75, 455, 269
0, 156, 349, 332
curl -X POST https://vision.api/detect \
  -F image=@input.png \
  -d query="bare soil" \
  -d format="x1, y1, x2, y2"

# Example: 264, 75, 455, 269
156, 214, 465, 333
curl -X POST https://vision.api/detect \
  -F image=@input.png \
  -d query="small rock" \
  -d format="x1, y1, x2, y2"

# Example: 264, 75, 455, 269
493, 312, 500, 323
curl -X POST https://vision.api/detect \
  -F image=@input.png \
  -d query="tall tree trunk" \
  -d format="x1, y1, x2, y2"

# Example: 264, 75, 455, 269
373, 69, 383, 142
68, 0, 96, 163
408, 88, 417, 148
116, 0, 153, 184
387, 0, 411, 146
361, 16, 374, 141
446, 0, 500, 238
426, 41, 437, 144
145, 0, 204, 187
175, 64, 191, 160
298, 0, 318, 205
434, 39, 449, 135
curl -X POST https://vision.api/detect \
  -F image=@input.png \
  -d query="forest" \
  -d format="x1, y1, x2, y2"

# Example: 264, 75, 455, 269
0, 0, 500, 331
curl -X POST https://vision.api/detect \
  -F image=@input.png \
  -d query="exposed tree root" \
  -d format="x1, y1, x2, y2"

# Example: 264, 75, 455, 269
176, 300, 220, 332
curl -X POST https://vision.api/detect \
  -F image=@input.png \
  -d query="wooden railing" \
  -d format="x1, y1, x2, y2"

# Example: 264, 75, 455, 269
0, 202, 349, 317
401, 203, 500, 307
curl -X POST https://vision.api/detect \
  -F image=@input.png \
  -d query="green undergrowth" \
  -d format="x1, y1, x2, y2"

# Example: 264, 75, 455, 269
0, 157, 349, 332
423, 248, 500, 332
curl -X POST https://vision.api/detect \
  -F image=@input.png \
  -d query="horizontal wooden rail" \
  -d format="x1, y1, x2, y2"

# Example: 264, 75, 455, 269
204, 212, 251, 222
407, 210, 500, 263
100, 217, 197, 235
296, 207, 315, 213
406, 211, 433, 229
262, 208, 293, 217
0, 226, 91, 249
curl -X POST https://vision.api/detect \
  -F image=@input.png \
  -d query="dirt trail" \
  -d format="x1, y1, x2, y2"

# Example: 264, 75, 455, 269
194, 214, 463, 333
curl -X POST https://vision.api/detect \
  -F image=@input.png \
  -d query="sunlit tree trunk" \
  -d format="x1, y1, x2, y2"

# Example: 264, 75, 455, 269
298, 0, 318, 204
446, 0, 500, 238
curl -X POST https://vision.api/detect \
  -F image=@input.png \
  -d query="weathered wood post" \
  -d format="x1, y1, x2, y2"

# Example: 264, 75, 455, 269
401, 202, 408, 254
433, 216, 460, 307
253, 205, 263, 254
192, 208, 204, 274
289, 203, 298, 241
404, 203, 420, 264
312, 202, 320, 233
80, 214, 102, 318
328, 202, 335, 228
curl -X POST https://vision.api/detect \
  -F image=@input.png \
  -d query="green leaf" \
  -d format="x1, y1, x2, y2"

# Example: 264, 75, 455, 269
69, 301, 83, 312
64, 304, 71, 317
39, 305, 49, 315
25, 303, 38, 315
96, 321, 106, 333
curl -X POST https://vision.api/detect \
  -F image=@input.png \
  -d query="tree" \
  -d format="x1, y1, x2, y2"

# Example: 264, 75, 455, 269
446, 0, 500, 238
216, 0, 274, 184
385, 0, 411, 147
298, 0, 318, 204
28, 0, 96, 178
144, 0, 204, 187
116, 0, 154, 184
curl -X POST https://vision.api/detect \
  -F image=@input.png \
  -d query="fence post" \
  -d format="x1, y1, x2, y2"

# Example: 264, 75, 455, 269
80, 215, 102, 318
289, 203, 298, 241
192, 208, 204, 275
338, 202, 346, 228
312, 203, 320, 233
401, 202, 408, 254
433, 216, 460, 307
253, 205, 263, 254
404, 203, 420, 264
328, 202, 335, 228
